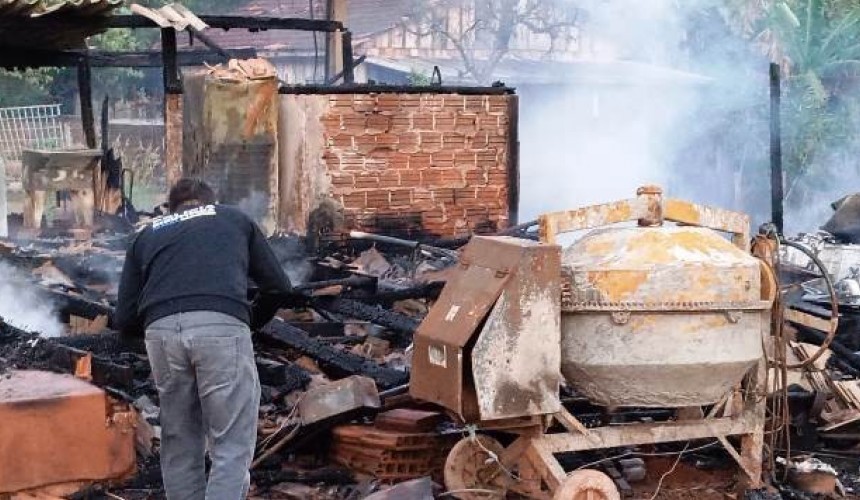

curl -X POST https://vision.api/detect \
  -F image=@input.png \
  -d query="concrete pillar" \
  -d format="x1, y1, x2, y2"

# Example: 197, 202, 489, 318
326, 0, 347, 83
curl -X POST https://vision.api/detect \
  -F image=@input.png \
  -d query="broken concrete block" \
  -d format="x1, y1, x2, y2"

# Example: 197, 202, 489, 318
363, 477, 434, 500
298, 375, 380, 425
0, 370, 136, 493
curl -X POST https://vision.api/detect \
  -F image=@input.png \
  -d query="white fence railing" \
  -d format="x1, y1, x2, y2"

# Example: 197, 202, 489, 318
0, 104, 71, 163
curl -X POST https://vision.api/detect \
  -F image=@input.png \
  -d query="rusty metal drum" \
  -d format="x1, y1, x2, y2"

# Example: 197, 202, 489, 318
560, 226, 769, 407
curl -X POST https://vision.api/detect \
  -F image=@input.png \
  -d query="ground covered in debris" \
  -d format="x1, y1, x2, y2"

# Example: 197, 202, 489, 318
2, 227, 860, 499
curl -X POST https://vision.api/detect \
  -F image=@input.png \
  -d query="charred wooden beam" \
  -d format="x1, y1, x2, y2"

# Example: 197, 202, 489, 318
294, 275, 376, 293
106, 15, 343, 32
259, 320, 408, 389
45, 288, 114, 322
310, 297, 420, 336
77, 51, 96, 149
770, 62, 784, 234
48, 343, 135, 391
0, 48, 257, 69
251, 467, 354, 487
794, 324, 860, 376
348, 230, 458, 260
256, 357, 312, 393
345, 281, 444, 305
289, 321, 347, 337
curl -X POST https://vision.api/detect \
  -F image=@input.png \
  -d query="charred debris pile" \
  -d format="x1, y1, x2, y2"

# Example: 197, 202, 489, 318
9, 208, 860, 498
0, 223, 744, 500
0, 226, 467, 498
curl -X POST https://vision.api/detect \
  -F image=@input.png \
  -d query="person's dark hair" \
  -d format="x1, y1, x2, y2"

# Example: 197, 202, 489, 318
167, 178, 216, 213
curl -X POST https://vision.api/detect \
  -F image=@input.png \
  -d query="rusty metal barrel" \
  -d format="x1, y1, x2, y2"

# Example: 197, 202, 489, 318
541, 186, 772, 408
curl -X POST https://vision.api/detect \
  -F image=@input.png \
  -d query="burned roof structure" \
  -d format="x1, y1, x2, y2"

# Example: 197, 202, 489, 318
0, 0, 122, 51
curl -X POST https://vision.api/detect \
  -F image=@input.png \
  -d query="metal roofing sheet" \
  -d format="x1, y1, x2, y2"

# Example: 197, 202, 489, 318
0, 0, 122, 50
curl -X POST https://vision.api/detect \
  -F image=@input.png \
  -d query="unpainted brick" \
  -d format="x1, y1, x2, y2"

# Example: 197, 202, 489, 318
464, 95, 488, 112
412, 113, 434, 131
376, 134, 399, 146
329, 134, 354, 148
330, 173, 355, 188
488, 96, 509, 113
468, 132, 489, 149
453, 187, 478, 199
341, 192, 368, 207
454, 121, 478, 137
389, 152, 411, 169
367, 147, 395, 163
443, 95, 466, 110
321, 114, 342, 130
398, 132, 420, 147
353, 95, 376, 112
420, 95, 445, 112
389, 189, 413, 207
433, 112, 457, 131
331, 94, 356, 107
442, 134, 468, 149
341, 114, 366, 130
431, 151, 455, 164
464, 170, 489, 185
399, 170, 421, 185
409, 153, 432, 169
354, 174, 381, 188
400, 95, 421, 108
366, 114, 392, 132
340, 153, 367, 171
376, 94, 402, 112
419, 132, 443, 152
454, 151, 477, 167
391, 115, 412, 132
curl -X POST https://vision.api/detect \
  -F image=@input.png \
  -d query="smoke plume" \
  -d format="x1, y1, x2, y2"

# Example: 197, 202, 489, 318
517, 1, 772, 230
0, 263, 64, 337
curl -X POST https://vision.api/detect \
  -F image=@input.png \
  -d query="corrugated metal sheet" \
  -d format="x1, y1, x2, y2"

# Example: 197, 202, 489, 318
0, 0, 122, 50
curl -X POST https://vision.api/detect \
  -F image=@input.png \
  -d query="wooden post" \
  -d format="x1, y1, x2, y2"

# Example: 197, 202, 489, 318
770, 63, 784, 234
341, 31, 354, 84
162, 28, 183, 187
325, 0, 347, 83
77, 53, 96, 149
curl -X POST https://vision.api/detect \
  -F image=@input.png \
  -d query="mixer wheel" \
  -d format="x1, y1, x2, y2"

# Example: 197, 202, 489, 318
552, 470, 620, 500
444, 434, 509, 499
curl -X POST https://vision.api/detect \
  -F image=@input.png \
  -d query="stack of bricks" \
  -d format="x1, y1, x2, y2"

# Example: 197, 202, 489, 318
320, 91, 514, 239
329, 423, 457, 483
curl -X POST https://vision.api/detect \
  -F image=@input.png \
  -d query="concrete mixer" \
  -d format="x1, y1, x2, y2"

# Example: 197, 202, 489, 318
410, 186, 773, 499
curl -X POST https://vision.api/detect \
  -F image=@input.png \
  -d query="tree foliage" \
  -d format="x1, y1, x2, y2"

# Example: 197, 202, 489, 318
751, 0, 860, 206
403, 0, 584, 84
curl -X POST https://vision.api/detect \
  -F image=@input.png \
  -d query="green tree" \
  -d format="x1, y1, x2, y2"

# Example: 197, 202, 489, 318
753, 0, 860, 206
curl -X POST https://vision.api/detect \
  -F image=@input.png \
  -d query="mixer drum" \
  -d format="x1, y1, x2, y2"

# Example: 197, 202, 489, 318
560, 226, 767, 408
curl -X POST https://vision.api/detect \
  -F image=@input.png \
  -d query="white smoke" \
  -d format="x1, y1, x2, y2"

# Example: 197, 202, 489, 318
517, 1, 767, 227
0, 263, 64, 337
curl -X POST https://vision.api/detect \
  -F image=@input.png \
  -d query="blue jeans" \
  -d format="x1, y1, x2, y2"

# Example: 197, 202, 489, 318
146, 311, 260, 500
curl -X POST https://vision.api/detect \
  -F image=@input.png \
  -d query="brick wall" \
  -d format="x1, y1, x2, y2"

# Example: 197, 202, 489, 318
279, 89, 517, 240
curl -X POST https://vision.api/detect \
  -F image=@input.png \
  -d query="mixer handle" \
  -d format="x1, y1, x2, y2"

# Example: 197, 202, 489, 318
538, 185, 751, 251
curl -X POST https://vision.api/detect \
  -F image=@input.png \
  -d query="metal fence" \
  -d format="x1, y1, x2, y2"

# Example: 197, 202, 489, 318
0, 104, 71, 163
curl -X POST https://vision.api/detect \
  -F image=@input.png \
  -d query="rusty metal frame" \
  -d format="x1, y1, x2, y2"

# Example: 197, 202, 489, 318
538, 186, 751, 251
495, 361, 767, 498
